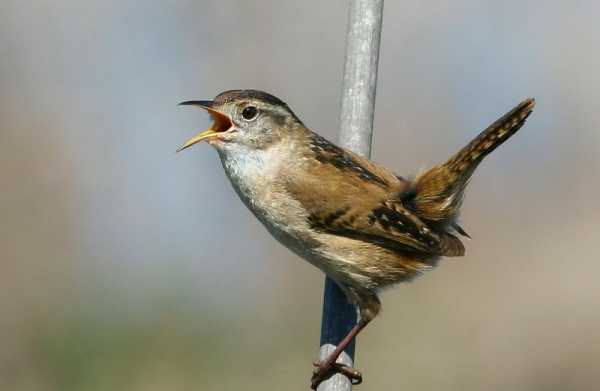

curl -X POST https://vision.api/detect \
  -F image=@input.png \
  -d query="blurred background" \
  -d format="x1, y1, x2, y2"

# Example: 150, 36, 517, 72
1, 1, 599, 390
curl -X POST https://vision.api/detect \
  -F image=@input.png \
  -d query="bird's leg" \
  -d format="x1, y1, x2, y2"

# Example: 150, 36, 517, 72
310, 319, 369, 389
311, 291, 380, 389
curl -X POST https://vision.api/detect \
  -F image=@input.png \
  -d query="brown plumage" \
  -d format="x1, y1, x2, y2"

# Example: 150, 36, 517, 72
411, 98, 535, 225
178, 90, 536, 388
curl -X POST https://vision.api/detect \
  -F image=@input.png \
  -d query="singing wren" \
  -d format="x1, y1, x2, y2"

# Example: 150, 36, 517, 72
178, 90, 535, 388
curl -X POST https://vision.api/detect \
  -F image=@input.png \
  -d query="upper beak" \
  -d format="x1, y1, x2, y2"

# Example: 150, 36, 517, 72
177, 100, 233, 152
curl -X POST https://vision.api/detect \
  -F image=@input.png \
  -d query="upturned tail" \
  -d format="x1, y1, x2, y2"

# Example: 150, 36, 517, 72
409, 98, 535, 226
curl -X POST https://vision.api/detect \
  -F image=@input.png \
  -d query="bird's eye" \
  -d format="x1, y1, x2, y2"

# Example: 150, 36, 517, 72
241, 106, 259, 121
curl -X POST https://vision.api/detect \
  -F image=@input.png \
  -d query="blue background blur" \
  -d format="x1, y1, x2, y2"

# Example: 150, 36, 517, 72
2, 1, 599, 390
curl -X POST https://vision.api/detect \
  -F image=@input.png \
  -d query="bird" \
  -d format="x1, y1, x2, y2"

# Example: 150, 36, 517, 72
177, 90, 535, 388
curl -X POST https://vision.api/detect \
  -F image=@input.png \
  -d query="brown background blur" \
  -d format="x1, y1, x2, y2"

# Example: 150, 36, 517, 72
2, 1, 599, 390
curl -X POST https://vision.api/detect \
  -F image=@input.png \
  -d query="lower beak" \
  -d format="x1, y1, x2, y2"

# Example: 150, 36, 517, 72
176, 129, 220, 152
177, 100, 233, 152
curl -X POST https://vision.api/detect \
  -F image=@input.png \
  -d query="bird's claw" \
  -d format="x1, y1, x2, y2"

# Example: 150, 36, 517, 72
310, 360, 363, 389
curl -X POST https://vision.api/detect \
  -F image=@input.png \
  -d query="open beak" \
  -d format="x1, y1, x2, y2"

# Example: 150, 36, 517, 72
177, 100, 233, 152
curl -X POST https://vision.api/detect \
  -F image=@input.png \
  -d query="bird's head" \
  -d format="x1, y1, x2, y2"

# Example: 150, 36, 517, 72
178, 89, 303, 152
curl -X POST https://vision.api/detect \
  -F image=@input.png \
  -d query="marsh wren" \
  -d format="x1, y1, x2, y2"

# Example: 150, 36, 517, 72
178, 90, 535, 388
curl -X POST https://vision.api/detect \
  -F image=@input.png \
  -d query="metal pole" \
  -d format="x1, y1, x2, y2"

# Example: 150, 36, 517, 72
317, 1, 384, 390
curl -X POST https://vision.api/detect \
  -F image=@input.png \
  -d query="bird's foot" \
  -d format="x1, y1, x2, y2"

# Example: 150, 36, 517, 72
310, 360, 363, 389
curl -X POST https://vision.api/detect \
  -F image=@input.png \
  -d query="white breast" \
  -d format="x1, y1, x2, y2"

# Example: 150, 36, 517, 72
217, 142, 315, 253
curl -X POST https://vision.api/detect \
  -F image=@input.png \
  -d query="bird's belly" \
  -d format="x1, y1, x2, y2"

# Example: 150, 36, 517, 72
232, 177, 319, 255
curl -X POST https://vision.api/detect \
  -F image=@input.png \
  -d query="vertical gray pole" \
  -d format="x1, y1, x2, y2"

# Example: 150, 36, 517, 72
317, 1, 384, 390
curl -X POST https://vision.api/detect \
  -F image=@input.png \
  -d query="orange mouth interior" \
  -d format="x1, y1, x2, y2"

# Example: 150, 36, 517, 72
177, 107, 234, 152
208, 109, 233, 133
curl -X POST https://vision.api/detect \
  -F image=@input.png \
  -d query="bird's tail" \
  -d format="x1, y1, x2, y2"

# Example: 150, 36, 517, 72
409, 98, 535, 226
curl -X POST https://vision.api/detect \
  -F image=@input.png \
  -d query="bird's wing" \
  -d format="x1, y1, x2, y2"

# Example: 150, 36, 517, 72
306, 197, 465, 257
284, 133, 465, 257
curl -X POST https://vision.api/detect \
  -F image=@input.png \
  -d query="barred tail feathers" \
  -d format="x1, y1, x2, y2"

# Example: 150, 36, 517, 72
410, 98, 535, 225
